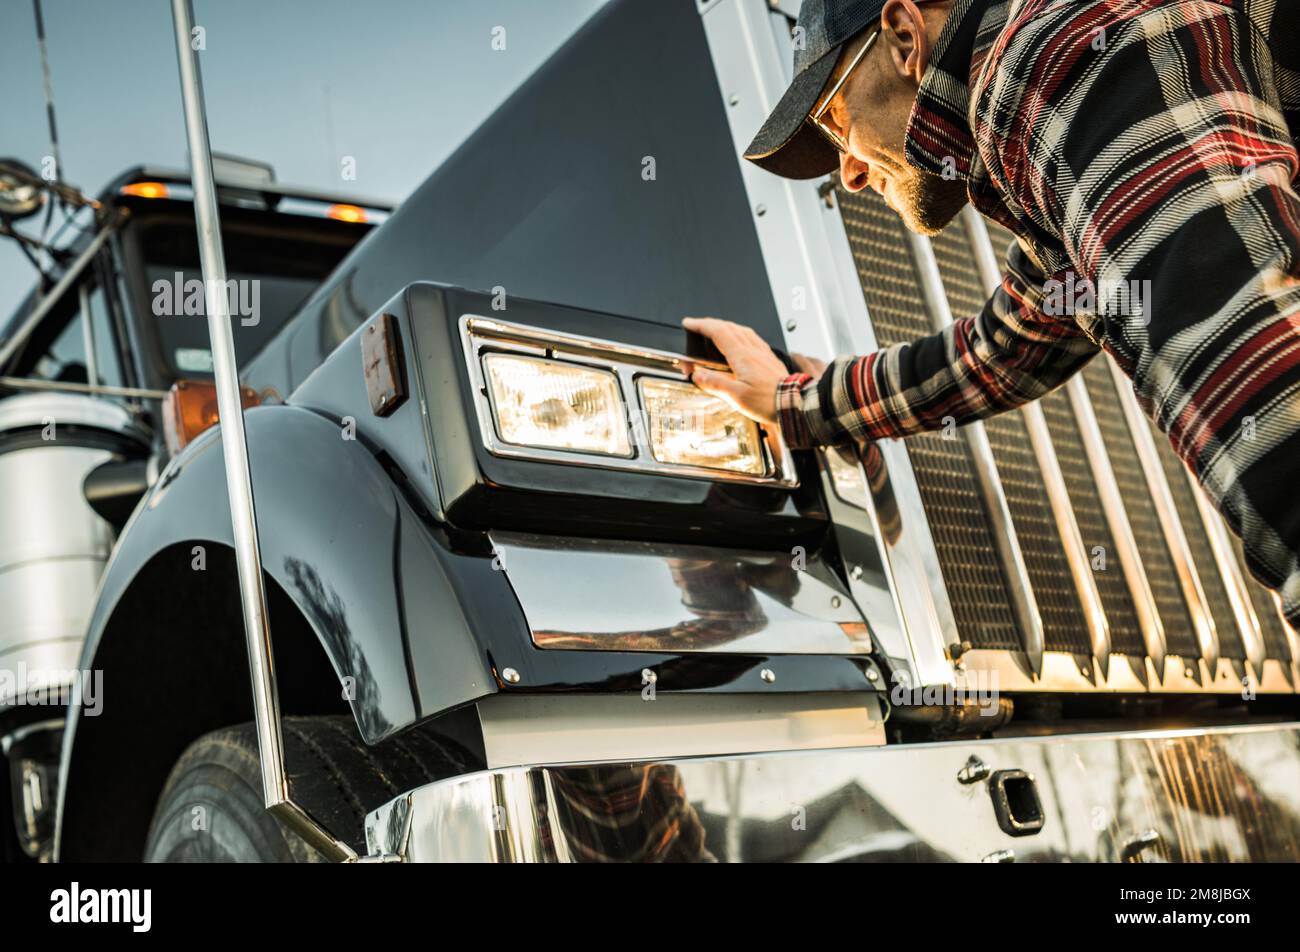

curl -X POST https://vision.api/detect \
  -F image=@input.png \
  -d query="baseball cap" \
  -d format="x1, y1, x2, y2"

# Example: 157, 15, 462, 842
743, 0, 887, 179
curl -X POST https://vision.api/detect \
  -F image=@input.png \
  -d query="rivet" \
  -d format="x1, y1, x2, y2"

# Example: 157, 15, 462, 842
850, 565, 864, 581
502, 667, 521, 684
755, 204, 767, 217
830, 595, 841, 609
785, 318, 797, 332
865, 667, 880, 682
728, 94, 739, 107
760, 668, 776, 683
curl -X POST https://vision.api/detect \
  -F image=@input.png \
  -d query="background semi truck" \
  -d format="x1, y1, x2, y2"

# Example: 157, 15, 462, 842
0, 0, 1298, 862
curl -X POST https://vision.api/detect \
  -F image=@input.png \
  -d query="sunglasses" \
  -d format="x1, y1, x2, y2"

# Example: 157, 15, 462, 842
808, 27, 881, 155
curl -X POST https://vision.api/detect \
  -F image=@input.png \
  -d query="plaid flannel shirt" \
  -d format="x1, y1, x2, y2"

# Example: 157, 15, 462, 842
779, 0, 1300, 627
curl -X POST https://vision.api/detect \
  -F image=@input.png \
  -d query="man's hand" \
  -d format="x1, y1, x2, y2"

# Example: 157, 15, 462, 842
681, 317, 792, 425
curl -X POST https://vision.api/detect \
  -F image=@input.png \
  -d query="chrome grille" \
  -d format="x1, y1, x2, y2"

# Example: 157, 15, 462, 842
1081, 360, 1199, 659
838, 190, 1019, 651
930, 220, 1091, 655
836, 199, 1293, 685
1143, 417, 1248, 660
1230, 535, 1294, 662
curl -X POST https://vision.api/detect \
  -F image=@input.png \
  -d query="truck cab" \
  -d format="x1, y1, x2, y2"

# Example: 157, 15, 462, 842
5, 0, 1300, 864
0, 161, 382, 860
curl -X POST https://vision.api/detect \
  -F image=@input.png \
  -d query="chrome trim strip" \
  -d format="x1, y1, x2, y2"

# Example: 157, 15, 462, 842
1067, 375, 1168, 677
1185, 470, 1268, 673
700, 0, 954, 688
460, 315, 797, 487
367, 720, 1300, 862
905, 229, 1045, 675
476, 692, 886, 769
963, 212, 1112, 676
171, 0, 354, 862
1104, 357, 1219, 671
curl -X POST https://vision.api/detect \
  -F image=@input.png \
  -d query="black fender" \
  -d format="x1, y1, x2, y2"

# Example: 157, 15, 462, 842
55, 403, 508, 859
74, 403, 502, 741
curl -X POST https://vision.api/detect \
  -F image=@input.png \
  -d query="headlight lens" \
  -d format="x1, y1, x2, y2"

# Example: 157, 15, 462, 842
640, 378, 767, 476
483, 353, 631, 456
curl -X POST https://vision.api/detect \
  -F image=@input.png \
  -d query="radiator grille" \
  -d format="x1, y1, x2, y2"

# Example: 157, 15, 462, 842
930, 220, 1092, 655
840, 207, 1292, 674
1082, 360, 1199, 659
1038, 389, 1148, 657
838, 190, 1019, 651
1229, 535, 1295, 662
982, 222, 1143, 658
1143, 418, 1248, 660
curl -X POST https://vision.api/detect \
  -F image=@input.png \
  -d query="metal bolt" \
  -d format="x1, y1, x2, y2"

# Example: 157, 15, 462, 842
958, 755, 990, 785
760, 668, 776, 683
830, 595, 841, 609
785, 318, 797, 332
728, 94, 739, 107
502, 667, 521, 684
755, 204, 767, 217
865, 667, 880, 683
850, 564, 864, 581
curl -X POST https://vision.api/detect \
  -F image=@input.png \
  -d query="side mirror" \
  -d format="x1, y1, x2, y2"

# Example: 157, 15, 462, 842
0, 160, 47, 221
83, 457, 150, 528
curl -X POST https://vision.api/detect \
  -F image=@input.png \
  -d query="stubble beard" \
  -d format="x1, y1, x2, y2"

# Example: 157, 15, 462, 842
888, 166, 970, 236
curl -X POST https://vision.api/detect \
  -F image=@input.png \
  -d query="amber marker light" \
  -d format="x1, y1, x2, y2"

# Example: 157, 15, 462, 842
162, 379, 261, 455
119, 181, 171, 199
326, 203, 368, 223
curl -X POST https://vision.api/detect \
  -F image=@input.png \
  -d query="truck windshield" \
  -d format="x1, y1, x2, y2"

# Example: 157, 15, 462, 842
131, 210, 366, 378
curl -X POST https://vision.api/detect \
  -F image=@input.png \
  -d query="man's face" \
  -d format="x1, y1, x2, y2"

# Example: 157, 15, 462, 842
817, 7, 966, 235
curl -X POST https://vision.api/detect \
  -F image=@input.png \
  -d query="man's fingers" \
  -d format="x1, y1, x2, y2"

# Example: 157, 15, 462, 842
682, 316, 747, 356
792, 353, 827, 376
691, 367, 743, 402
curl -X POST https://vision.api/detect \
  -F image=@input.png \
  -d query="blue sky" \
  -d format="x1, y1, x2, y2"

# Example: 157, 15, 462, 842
0, 0, 607, 317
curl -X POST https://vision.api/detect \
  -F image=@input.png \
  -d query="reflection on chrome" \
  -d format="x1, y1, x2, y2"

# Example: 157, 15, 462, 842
490, 531, 873, 655
368, 722, 1300, 862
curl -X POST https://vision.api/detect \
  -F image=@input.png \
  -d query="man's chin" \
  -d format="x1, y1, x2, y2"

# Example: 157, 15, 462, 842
885, 172, 969, 236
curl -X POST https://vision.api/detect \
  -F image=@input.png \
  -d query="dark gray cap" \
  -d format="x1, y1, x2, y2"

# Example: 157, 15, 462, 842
744, 0, 884, 179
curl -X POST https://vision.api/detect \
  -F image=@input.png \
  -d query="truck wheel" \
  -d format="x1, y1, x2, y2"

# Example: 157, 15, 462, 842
142, 715, 474, 863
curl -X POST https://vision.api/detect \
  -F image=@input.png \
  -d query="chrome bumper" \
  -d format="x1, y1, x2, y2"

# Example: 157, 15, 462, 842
366, 720, 1300, 862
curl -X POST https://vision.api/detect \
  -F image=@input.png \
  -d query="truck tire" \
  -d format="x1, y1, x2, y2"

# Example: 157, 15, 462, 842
142, 715, 474, 863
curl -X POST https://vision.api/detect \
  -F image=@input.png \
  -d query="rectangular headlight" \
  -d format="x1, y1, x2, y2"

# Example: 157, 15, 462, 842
639, 378, 767, 476
483, 353, 630, 457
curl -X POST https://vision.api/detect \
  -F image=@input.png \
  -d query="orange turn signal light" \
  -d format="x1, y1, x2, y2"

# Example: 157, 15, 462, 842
163, 379, 260, 455
326, 203, 367, 223
120, 181, 171, 199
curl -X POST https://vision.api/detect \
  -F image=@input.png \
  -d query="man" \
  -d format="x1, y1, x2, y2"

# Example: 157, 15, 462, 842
684, 0, 1300, 629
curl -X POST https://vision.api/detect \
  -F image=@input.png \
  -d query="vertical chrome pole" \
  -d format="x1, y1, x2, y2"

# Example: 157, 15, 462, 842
170, 0, 354, 861
78, 283, 98, 387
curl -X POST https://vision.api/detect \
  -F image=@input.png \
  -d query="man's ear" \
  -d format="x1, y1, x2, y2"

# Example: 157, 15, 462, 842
880, 0, 932, 86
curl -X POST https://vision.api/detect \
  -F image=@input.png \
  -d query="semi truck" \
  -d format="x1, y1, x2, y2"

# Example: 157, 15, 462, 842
1, 0, 1298, 863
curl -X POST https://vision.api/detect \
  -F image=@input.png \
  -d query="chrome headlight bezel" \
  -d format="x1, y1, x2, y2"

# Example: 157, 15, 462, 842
460, 315, 798, 488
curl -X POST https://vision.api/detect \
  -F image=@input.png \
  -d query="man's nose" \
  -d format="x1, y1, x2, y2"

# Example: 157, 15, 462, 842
839, 150, 870, 193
